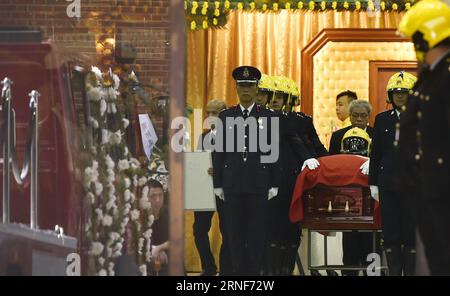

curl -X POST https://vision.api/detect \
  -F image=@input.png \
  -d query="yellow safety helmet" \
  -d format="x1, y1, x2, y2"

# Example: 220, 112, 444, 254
398, 0, 450, 62
258, 74, 274, 92
289, 79, 300, 107
341, 127, 371, 156
385, 71, 417, 103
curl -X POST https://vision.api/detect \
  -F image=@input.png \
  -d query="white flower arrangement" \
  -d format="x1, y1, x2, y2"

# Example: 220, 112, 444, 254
98, 257, 105, 266
122, 118, 130, 129
123, 178, 131, 189
89, 242, 104, 256
84, 66, 164, 276
130, 209, 140, 221
102, 215, 113, 227
138, 177, 147, 187
139, 197, 151, 210
87, 88, 102, 102
118, 159, 130, 171
139, 264, 147, 276
105, 155, 115, 169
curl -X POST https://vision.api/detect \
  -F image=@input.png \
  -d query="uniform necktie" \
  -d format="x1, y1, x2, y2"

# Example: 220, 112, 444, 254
243, 109, 249, 118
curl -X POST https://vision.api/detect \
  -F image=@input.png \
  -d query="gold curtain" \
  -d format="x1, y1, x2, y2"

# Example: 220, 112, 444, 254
185, 9, 404, 273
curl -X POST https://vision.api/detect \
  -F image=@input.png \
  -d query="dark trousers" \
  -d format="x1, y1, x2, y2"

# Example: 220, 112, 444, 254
379, 189, 416, 249
418, 198, 450, 275
224, 191, 268, 275
269, 172, 302, 245
193, 198, 231, 274
342, 232, 374, 276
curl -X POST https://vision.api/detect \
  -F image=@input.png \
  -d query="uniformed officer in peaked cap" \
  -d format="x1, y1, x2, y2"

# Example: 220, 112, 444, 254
397, 0, 450, 275
213, 66, 280, 275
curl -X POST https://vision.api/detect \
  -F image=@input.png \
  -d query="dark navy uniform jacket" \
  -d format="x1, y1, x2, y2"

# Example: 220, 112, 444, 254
401, 51, 450, 201
369, 109, 400, 190
213, 104, 280, 195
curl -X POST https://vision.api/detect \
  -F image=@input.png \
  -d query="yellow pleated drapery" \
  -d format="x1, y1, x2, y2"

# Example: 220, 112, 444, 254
185, 9, 405, 273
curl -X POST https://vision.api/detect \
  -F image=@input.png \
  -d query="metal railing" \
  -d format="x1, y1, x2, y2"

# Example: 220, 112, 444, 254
1, 77, 39, 229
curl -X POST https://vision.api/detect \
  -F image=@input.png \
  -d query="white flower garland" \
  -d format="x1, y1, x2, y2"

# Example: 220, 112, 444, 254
84, 66, 156, 276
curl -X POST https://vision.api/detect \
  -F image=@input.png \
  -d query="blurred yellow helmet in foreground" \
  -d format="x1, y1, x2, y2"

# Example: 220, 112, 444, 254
398, 0, 450, 62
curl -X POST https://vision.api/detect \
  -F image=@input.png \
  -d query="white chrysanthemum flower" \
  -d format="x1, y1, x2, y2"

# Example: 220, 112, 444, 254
113, 74, 120, 89
110, 103, 117, 114
106, 86, 118, 100
83, 167, 97, 186
113, 250, 121, 258
106, 169, 115, 183
118, 159, 129, 171
106, 200, 113, 211
109, 270, 115, 276
87, 87, 102, 102
130, 158, 140, 169
105, 155, 115, 169
123, 146, 129, 157
122, 118, 130, 129
102, 215, 113, 227
98, 269, 107, 276
142, 186, 149, 198
86, 192, 95, 205
136, 222, 141, 232
123, 189, 131, 202
139, 264, 147, 276
123, 208, 130, 216
107, 183, 115, 195
130, 193, 136, 203
114, 242, 123, 251
139, 198, 151, 210
123, 178, 131, 189
143, 229, 152, 239
130, 209, 140, 221
100, 99, 107, 116
124, 203, 132, 209
98, 257, 105, 266
129, 71, 138, 82
101, 129, 109, 144
138, 177, 147, 187
94, 182, 103, 196
109, 232, 120, 241
123, 217, 130, 225
148, 214, 155, 227
91, 66, 103, 80
95, 208, 103, 219
89, 116, 99, 128
89, 242, 104, 256
109, 130, 122, 145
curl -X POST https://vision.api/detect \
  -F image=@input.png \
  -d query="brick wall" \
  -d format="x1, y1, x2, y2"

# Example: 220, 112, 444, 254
0, 0, 170, 138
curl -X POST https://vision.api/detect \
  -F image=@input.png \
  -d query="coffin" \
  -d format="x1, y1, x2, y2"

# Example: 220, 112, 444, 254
303, 185, 377, 230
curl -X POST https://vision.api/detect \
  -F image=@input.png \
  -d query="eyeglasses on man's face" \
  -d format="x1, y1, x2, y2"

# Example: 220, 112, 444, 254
351, 112, 368, 119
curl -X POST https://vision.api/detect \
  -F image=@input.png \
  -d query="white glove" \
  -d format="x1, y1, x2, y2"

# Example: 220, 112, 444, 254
301, 158, 320, 171
360, 159, 370, 175
370, 185, 379, 202
268, 187, 279, 200
214, 188, 225, 201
